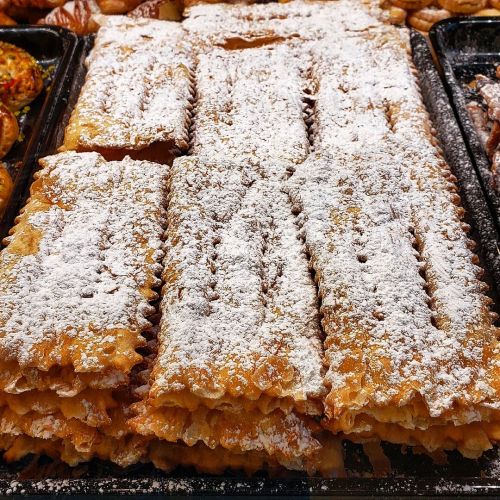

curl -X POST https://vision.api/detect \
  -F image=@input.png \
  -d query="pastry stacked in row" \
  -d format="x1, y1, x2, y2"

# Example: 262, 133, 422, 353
0, 0, 498, 475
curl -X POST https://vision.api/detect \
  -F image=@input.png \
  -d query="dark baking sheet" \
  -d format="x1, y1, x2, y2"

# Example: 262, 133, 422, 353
0, 26, 80, 241
429, 18, 500, 243
0, 29, 499, 496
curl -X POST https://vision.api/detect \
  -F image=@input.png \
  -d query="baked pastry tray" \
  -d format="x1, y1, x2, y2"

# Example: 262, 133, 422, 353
0, 29, 499, 497
430, 18, 500, 241
0, 26, 80, 241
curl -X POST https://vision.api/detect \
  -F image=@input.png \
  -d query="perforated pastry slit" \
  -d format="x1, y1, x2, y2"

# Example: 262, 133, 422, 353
138, 60, 156, 114
187, 64, 199, 155
383, 99, 396, 133
207, 230, 221, 305
408, 225, 436, 327
303, 66, 318, 149
284, 188, 325, 342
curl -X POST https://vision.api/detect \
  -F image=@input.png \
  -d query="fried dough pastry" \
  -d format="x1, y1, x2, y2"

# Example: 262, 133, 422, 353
0, 42, 43, 112
0, 103, 18, 159
61, 17, 194, 162
284, 27, 500, 458
0, 151, 167, 386
438, 0, 486, 12
407, 6, 451, 32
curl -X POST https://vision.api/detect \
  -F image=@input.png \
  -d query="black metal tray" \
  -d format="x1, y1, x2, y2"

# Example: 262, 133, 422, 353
429, 18, 500, 242
0, 26, 81, 241
0, 29, 500, 496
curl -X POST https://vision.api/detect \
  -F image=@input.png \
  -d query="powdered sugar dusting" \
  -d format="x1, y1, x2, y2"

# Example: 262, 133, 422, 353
165, 0, 500, 421
287, 26, 500, 416
152, 155, 325, 407
63, 16, 193, 152
0, 151, 167, 373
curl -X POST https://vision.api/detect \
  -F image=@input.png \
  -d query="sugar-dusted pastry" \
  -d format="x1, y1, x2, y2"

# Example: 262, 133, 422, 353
407, 6, 451, 32
61, 17, 194, 163
0, 42, 43, 112
0, 151, 166, 393
191, 45, 309, 164
145, 155, 326, 414
438, 0, 487, 13
0, 104, 18, 159
0, 151, 169, 467
0, 163, 12, 213
285, 26, 500, 458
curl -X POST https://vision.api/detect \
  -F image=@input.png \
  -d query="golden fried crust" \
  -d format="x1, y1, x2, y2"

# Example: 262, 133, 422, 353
0, 42, 43, 112
324, 414, 500, 459
0, 433, 149, 467
129, 402, 323, 462
0, 163, 13, 212
0, 388, 117, 427
0, 103, 18, 159
475, 6, 500, 13
407, 7, 451, 32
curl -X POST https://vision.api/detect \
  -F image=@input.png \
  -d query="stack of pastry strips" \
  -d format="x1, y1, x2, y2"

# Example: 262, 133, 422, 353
0, 0, 499, 475
0, 151, 167, 466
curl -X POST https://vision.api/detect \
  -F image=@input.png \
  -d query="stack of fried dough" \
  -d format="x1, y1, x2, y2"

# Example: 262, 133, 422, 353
0, 0, 499, 476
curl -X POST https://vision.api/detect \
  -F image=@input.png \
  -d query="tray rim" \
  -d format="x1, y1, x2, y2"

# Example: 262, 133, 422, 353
429, 17, 500, 241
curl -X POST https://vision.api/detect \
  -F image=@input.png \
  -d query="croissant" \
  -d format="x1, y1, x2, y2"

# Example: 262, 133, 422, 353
0, 42, 43, 112
39, 0, 100, 34
0, 104, 18, 159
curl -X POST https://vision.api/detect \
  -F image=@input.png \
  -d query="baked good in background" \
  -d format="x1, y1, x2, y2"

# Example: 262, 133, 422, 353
0, 163, 12, 214
0, 42, 43, 159
0, 104, 18, 159
0, 42, 43, 112
1, 0, 500, 36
